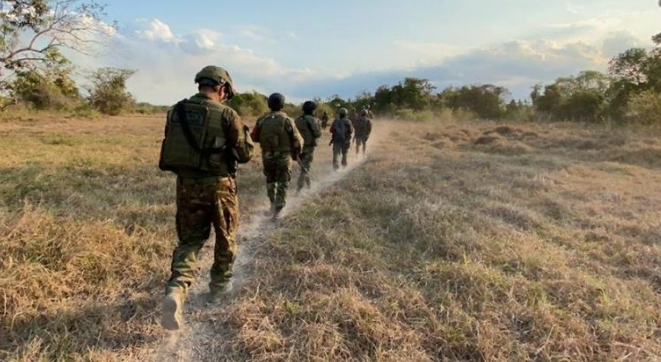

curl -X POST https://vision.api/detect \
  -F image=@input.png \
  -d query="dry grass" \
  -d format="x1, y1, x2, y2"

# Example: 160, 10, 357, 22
2, 114, 661, 361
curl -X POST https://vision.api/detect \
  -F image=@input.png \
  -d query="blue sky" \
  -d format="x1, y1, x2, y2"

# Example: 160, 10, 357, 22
73, 0, 660, 104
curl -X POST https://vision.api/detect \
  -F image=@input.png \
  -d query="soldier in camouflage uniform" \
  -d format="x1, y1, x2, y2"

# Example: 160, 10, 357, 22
330, 108, 354, 170
160, 65, 250, 331
251, 93, 303, 219
321, 111, 330, 130
294, 101, 322, 193
353, 109, 373, 155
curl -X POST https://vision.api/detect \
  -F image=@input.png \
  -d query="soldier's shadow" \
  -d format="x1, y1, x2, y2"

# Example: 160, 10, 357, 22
1, 294, 162, 359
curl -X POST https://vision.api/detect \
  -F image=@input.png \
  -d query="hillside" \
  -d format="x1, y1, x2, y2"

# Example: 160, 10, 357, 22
2, 115, 661, 361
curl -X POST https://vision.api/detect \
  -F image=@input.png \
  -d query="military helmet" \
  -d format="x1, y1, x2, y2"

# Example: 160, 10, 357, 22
302, 100, 317, 113
338, 108, 348, 117
268, 93, 285, 111
360, 109, 368, 117
195, 65, 236, 99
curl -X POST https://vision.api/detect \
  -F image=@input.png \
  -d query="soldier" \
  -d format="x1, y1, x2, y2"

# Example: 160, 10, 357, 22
321, 111, 330, 130
294, 101, 322, 193
158, 65, 253, 330
365, 104, 375, 120
251, 93, 303, 219
354, 109, 373, 156
329, 108, 354, 170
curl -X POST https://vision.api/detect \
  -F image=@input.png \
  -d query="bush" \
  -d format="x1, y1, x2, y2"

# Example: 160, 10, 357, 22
87, 68, 136, 115
626, 91, 661, 125
228, 92, 269, 117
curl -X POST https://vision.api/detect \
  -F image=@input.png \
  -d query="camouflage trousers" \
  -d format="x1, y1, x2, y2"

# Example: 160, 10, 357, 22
167, 176, 238, 294
355, 137, 367, 155
332, 142, 350, 170
297, 146, 315, 192
262, 151, 292, 208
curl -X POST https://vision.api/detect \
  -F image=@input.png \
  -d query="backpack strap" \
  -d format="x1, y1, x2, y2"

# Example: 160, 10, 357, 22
175, 100, 223, 156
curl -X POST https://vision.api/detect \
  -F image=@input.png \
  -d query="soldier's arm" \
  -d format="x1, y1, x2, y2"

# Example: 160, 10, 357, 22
223, 108, 244, 148
250, 117, 262, 143
286, 118, 304, 148
309, 117, 322, 139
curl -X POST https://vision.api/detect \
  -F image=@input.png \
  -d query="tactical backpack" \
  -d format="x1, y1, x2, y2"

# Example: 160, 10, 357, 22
159, 100, 253, 174
333, 119, 348, 144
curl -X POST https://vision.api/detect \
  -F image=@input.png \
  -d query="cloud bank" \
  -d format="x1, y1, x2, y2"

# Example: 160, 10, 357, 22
74, 16, 653, 105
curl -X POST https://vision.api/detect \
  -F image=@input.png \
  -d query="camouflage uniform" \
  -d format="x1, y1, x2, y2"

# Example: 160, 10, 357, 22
252, 111, 303, 212
330, 117, 354, 170
294, 114, 322, 192
321, 112, 330, 130
353, 116, 372, 155
165, 93, 244, 295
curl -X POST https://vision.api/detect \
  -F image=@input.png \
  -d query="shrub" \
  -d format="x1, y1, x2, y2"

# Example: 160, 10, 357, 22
626, 90, 661, 125
87, 68, 137, 116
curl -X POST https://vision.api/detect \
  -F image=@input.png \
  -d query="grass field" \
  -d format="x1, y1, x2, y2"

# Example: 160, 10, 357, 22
2, 114, 661, 361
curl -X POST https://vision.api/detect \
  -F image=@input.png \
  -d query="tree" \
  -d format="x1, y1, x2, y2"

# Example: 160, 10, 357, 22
87, 67, 135, 115
7, 47, 79, 109
227, 91, 268, 117
440, 84, 508, 119
533, 71, 610, 122
0, 0, 112, 98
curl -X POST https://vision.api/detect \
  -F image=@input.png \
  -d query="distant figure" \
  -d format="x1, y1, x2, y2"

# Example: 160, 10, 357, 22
364, 105, 375, 120
321, 111, 330, 130
294, 101, 322, 193
330, 108, 354, 170
159, 65, 254, 330
354, 109, 373, 155
251, 93, 303, 219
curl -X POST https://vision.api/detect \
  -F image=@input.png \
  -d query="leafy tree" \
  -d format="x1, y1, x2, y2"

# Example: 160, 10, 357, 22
87, 67, 135, 115
440, 84, 508, 119
0, 0, 112, 98
227, 91, 268, 117
534, 71, 610, 122
7, 47, 79, 109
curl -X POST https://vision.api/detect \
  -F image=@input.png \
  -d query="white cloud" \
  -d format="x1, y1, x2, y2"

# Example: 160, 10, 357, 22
287, 32, 298, 40
134, 19, 175, 42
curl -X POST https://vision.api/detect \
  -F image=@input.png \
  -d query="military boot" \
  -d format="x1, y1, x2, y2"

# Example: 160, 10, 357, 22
161, 286, 185, 331
206, 280, 233, 305
263, 202, 276, 217
273, 205, 284, 221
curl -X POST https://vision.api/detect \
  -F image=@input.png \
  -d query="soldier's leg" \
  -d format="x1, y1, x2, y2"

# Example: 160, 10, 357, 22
209, 177, 239, 297
341, 144, 349, 167
304, 150, 314, 188
274, 155, 292, 212
163, 179, 213, 330
362, 139, 367, 155
263, 156, 277, 209
297, 150, 313, 192
355, 139, 360, 155
167, 180, 213, 293
332, 144, 341, 170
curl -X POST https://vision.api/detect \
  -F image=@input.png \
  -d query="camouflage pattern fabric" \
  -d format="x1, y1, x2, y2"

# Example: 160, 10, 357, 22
167, 176, 238, 293
297, 145, 315, 191
262, 151, 292, 208
355, 137, 367, 155
332, 143, 350, 170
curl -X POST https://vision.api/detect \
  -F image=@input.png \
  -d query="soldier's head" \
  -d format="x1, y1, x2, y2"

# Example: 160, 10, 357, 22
195, 65, 236, 102
360, 109, 368, 117
268, 93, 285, 111
338, 108, 348, 119
302, 100, 317, 115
